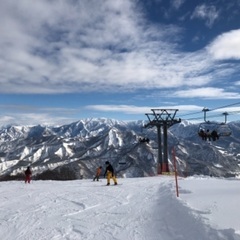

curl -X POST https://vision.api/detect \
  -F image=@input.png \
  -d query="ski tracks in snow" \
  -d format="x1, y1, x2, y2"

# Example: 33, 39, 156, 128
0, 177, 239, 240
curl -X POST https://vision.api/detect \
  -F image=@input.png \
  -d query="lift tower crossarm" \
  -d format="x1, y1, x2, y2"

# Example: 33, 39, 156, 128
144, 109, 181, 174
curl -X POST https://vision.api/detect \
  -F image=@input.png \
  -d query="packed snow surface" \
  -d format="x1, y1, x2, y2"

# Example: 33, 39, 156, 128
0, 176, 240, 240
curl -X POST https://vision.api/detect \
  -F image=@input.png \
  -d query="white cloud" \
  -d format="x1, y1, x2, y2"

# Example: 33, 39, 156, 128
1, 102, 239, 126
208, 29, 240, 60
235, 81, 240, 86
0, 0, 239, 108
191, 4, 219, 27
0, 113, 71, 127
174, 87, 240, 99
86, 104, 203, 114
0, 0, 230, 95
0, 105, 78, 126
172, 0, 185, 10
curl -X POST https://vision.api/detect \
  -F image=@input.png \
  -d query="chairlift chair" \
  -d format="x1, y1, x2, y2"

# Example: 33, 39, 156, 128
118, 160, 126, 165
198, 121, 219, 140
198, 109, 232, 140
198, 121, 218, 133
198, 121, 231, 140
217, 123, 232, 136
139, 137, 150, 143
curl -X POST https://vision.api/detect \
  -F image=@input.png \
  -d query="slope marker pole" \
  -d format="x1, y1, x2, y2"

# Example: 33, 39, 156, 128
172, 147, 179, 197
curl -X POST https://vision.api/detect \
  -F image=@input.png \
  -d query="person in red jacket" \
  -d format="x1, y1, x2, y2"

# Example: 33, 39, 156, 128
93, 166, 102, 181
25, 166, 32, 184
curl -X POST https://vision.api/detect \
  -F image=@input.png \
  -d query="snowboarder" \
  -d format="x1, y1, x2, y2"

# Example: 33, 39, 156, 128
93, 166, 102, 181
25, 166, 32, 184
104, 161, 117, 186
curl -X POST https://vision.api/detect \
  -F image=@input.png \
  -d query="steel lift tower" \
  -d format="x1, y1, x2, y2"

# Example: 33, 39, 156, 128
144, 109, 181, 174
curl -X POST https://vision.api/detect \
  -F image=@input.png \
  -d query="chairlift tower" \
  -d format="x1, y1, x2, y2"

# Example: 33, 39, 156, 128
144, 109, 181, 174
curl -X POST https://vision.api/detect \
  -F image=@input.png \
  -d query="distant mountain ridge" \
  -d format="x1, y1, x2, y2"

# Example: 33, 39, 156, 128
0, 118, 240, 180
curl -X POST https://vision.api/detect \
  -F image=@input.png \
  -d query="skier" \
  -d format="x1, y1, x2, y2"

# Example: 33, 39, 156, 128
211, 130, 219, 141
25, 166, 32, 184
104, 161, 117, 186
93, 166, 102, 181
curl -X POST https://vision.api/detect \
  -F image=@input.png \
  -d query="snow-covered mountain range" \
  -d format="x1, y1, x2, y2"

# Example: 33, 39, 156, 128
0, 118, 240, 180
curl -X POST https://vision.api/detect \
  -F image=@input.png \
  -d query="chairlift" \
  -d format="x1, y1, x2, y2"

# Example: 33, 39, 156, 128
118, 160, 126, 165
217, 123, 232, 136
198, 121, 219, 141
139, 124, 150, 144
139, 137, 150, 143
198, 109, 231, 140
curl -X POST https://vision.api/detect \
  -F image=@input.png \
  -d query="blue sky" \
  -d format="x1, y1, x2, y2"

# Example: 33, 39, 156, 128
1, 0, 240, 126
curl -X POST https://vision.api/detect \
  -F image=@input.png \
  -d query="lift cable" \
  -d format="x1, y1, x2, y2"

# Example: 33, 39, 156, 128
210, 101, 240, 111
179, 101, 240, 121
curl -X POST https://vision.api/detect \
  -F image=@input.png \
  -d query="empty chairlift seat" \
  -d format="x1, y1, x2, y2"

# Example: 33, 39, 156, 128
217, 123, 232, 136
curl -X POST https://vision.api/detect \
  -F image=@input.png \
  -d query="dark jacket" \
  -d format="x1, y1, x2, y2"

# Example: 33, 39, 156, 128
25, 168, 32, 176
104, 164, 114, 176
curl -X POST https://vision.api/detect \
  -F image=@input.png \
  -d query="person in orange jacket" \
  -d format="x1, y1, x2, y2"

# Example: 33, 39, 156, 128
93, 166, 102, 181
104, 161, 117, 185
25, 166, 32, 184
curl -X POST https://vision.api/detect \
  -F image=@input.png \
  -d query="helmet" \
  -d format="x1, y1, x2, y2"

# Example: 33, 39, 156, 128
105, 161, 110, 164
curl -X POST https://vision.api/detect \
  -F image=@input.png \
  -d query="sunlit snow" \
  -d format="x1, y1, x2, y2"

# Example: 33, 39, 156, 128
0, 176, 239, 240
